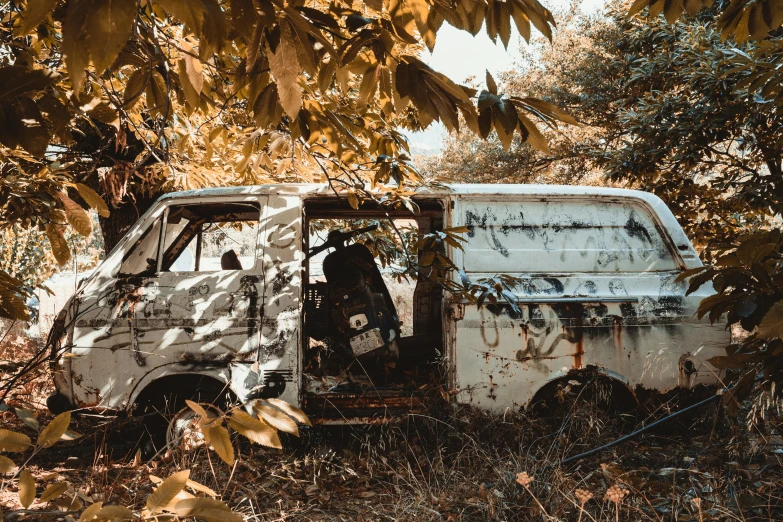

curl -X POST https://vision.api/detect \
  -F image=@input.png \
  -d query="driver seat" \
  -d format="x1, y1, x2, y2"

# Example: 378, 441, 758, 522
322, 243, 400, 359
220, 250, 243, 270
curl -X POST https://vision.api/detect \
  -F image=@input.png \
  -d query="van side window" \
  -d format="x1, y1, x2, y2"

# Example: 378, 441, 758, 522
118, 215, 163, 275
160, 202, 260, 273
461, 200, 678, 273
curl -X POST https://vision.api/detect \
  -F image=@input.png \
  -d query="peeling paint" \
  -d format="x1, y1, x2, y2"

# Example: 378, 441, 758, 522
49, 185, 726, 421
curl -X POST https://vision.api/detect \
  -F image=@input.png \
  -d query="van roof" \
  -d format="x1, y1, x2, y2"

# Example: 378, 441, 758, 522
158, 183, 657, 201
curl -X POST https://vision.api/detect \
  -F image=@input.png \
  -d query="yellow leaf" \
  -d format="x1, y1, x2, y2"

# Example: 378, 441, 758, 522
37, 411, 71, 448
145, 70, 168, 116
517, 113, 550, 154
73, 183, 109, 218
177, 507, 244, 522
177, 59, 201, 109
173, 497, 231, 516
156, 0, 204, 31
185, 400, 209, 419
39, 482, 69, 503
204, 425, 234, 465
253, 403, 299, 437
62, 429, 83, 441
95, 505, 133, 520
79, 501, 102, 521
0, 455, 16, 474
54, 495, 83, 511
347, 192, 359, 210
263, 398, 311, 426
123, 68, 147, 110
62, 0, 92, 93
18, 469, 35, 508
45, 223, 71, 266
17, 0, 58, 35
58, 192, 92, 236
0, 429, 32, 452
628, 0, 651, 17
267, 18, 302, 118
228, 410, 281, 449
184, 478, 217, 498
183, 51, 204, 96
146, 470, 189, 513
663, 0, 684, 24
85, 0, 137, 72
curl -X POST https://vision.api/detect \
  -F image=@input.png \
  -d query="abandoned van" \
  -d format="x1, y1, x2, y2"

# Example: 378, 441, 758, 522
45, 184, 728, 429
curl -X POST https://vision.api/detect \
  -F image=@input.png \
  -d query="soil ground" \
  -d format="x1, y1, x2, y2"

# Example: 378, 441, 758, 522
2, 382, 782, 521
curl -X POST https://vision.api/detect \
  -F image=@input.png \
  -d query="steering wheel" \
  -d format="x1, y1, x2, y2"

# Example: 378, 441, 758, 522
306, 224, 378, 259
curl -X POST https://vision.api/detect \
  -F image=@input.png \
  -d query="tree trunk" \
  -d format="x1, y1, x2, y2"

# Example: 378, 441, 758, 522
99, 194, 161, 255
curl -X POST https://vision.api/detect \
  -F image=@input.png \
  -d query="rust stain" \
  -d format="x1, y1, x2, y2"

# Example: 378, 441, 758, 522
303, 393, 425, 423
612, 316, 624, 358
573, 337, 584, 369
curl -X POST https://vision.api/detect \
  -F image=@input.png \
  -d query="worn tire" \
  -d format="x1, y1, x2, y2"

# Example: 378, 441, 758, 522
136, 379, 233, 460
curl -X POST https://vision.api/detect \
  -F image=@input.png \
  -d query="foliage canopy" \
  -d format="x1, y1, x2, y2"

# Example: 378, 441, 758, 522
0, 0, 575, 319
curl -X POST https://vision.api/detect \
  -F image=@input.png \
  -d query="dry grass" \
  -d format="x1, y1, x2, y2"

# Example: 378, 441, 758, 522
2, 318, 783, 520
1, 382, 782, 521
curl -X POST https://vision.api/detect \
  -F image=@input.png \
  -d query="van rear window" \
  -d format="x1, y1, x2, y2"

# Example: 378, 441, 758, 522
460, 199, 678, 273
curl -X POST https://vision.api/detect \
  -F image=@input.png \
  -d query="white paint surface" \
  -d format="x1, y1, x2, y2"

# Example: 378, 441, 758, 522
50, 184, 727, 418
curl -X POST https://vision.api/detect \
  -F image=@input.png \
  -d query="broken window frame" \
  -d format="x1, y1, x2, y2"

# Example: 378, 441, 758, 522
117, 214, 164, 277
156, 201, 262, 274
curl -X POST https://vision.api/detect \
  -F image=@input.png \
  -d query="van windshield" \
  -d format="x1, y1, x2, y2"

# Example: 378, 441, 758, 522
160, 202, 260, 272
117, 202, 260, 276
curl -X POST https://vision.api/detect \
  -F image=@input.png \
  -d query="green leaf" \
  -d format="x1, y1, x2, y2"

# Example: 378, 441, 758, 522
758, 300, 783, 340
14, 407, 39, 431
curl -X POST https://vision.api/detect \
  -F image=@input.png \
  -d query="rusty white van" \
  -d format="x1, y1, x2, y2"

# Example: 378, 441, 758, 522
45, 184, 727, 429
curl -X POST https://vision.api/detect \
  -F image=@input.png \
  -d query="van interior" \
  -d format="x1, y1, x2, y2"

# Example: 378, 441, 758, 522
300, 197, 446, 417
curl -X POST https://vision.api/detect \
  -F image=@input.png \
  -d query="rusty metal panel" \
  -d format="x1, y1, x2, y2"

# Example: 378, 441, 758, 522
448, 195, 728, 412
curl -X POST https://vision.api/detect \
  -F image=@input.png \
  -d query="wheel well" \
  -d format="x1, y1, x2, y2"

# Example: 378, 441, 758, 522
529, 368, 638, 412
132, 374, 237, 409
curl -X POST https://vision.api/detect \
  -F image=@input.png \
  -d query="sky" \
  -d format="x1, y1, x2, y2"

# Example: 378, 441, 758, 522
406, 0, 606, 154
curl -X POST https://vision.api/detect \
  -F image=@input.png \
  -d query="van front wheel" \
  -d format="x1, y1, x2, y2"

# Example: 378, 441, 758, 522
134, 377, 233, 459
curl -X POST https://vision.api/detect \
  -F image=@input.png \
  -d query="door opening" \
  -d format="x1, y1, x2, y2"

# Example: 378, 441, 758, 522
300, 198, 446, 419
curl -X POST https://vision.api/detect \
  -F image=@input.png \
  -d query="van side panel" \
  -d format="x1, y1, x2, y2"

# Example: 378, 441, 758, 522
448, 195, 727, 412
67, 207, 166, 409
245, 194, 302, 407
